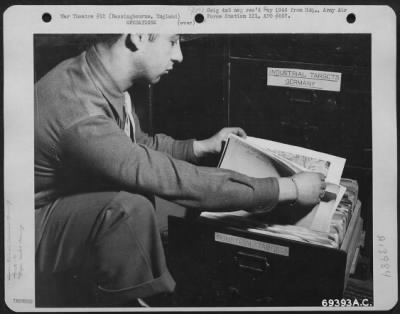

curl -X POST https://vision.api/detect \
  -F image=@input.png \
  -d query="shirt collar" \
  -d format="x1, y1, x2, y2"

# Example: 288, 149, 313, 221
85, 46, 125, 119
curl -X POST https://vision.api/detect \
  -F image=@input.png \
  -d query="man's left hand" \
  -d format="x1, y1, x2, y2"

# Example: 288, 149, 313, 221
193, 127, 247, 158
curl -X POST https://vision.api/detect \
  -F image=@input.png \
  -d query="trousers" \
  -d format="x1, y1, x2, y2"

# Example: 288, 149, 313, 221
35, 191, 175, 307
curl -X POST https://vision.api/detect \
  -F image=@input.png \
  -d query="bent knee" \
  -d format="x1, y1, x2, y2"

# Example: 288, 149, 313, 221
112, 191, 156, 218
95, 192, 157, 242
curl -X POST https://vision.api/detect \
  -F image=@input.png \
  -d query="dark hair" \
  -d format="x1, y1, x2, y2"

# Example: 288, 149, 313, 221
81, 34, 161, 51
70, 34, 122, 51
90, 34, 122, 46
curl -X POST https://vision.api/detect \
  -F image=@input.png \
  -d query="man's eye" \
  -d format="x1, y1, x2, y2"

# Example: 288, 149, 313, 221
170, 40, 178, 46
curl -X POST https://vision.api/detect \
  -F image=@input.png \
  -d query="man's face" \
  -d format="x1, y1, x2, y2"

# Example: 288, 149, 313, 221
137, 34, 183, 84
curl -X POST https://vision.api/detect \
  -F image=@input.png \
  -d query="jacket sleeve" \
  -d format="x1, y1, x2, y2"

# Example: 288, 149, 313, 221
132, 109, 199, 164
60, 115, 279, 212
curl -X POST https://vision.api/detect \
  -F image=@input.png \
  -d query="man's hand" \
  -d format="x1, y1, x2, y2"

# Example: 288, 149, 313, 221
291, 172, 326, 206
278, 172, 326, 207
193, 127, 247, 158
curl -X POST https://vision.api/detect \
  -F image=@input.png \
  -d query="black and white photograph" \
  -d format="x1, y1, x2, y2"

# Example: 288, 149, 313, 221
3, 4, 397, 312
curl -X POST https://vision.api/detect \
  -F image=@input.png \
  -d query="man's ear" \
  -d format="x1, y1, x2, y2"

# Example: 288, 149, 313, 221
126, 34, 147, 52
125, 34, 137, 52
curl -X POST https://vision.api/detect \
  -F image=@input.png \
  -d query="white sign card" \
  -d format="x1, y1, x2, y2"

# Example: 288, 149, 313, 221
267, 67, 342, 92
3, 4, 397, 312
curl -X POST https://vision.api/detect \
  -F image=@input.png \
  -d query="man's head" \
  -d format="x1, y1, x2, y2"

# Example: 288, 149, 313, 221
128, 33, 183, 84
95, 33, 183, 89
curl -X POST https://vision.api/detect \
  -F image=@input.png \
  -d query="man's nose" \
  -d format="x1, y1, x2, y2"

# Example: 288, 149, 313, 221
171, 42, 183, 63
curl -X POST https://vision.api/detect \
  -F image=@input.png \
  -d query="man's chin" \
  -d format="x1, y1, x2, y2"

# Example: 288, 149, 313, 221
149, 76, 161, 84
136, 77, 161, 85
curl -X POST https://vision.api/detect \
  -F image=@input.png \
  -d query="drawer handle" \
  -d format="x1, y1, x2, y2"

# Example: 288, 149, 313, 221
234, 251, 270, 273
287, 90, 318, 105
288, 97, 313, 104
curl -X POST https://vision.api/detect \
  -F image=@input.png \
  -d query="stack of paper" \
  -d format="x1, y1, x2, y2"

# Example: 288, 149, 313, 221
329, 179, 359, 244
201, 210, 340, 248
214, 134, 346, 233
201, 181, 358, 248
201, 134, 356, 247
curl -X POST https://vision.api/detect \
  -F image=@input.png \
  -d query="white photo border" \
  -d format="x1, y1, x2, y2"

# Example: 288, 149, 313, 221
3, 4, 397, 312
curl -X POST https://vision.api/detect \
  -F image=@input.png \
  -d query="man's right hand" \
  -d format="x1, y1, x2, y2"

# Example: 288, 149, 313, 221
291, 172, 326, 206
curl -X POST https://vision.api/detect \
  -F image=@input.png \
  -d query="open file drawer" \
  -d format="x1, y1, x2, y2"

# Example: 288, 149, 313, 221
167, 201, 363, 307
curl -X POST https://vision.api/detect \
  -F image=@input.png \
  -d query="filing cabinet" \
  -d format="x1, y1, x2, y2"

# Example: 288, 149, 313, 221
167, 200, 363, 306
225, 34, 372, 259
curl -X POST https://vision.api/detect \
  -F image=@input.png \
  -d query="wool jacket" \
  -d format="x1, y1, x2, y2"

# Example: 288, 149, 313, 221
34, 46, 280, 243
